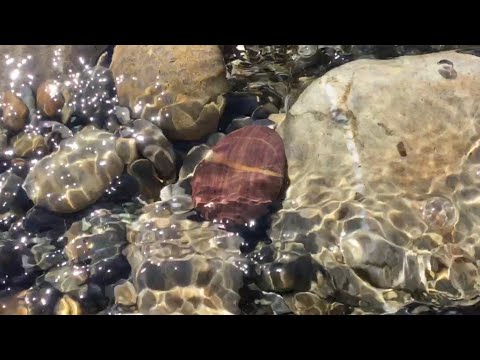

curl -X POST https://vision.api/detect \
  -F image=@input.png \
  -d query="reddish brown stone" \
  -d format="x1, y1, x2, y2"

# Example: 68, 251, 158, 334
36, 80, 65, 117
1, 91, 28, 132
191, 125, 286, 226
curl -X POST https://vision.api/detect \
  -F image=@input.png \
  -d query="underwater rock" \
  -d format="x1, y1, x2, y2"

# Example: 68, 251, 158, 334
127, 159, 163, 202
268, 113, 286, 127
64, 209, 128, 263
0, 45, 109, 91
9, 158, 29, 178
36, 80, 65, 118
63, 209, 133, 289
54, 295, 82, 315
115, 138, 138, 165
205, 132, 225, 147
23, 126, 124, 213
110, 45, 229, 141
1, 91, 29, 132
270, 50, 480, 313
31, 242, 65, 270
24, 283, 63, 315
125, 198, 246, 314
177, 144, 210, 193
61, 65, 117, 126
114, 280, 137, 306
11, 132, 47, 158
191, 125, 287, 226
132, 119, 176, 182
114, 106, 131, 125
44, 263, 90, 293
0, 172, 23, 213
225, 116, 253, 134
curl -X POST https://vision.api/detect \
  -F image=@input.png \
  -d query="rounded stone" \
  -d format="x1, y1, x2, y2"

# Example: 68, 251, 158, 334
114, 280, 137, 306
1, 91, 29, 132
23, 126, 125, 213
36, 80, 65, 118
191, 125, 287, 226
110, 45, 229, 141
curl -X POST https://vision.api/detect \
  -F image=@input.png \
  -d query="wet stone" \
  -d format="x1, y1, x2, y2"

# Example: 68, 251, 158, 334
62, 65, 117, 126
191, 125, 287, 227
114, 280, 137, 306
11, 133, 48, 158
114, 106, 132, 125
54, 294, 82, 315
1, 91, 29, 133
127, 159, 163, 202
31, 243, 65, 270
125, 198, 246, 314
225, 116, 254, 133
68, 283, 108, 314
44, 263, 89, 293
0, 172, 23, 213
23, 126, 125, 213
36, 80, 65, 118
111, 45, 229, 141
24, 283, 63, 315
132, 119, 176, 182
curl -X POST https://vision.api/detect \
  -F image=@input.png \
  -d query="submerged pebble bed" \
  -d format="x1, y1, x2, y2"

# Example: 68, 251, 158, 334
0, 45, 479, 315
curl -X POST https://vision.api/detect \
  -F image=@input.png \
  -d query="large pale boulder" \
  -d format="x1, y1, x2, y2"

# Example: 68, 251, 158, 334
267, 50, 480, 313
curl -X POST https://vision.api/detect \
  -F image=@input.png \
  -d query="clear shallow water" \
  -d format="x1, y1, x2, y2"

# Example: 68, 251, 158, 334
1, 45, 480, 315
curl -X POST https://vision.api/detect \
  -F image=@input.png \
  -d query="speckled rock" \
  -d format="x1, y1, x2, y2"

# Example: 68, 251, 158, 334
23, 126, 124, 213
110, 45, 229, 141
268, 50, 480, 313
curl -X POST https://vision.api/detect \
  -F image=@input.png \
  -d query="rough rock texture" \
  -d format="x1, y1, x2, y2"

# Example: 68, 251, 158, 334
268, 50, 480, 314
110, 45, 229, 141
192, 125, 287, 226
23, 126, 124, 213
0, 45, 109, 91
126, 197, 246, 314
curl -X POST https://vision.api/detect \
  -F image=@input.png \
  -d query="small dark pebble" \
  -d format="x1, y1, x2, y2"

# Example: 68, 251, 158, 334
218, 93, 260, 131
252, 103, 279, 120
225, 116, 253, 133
101, 174, 140, 203
23, 206, 67, 235
25, 283, 62, 315
89, 255, 131, 287
68, 283, 108, 314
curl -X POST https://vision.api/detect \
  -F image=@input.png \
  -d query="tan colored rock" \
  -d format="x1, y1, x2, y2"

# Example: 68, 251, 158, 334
12, 133, 47, 158
1, 91, 29, 132
269, 50, 480, 313
54, 295, 82, 315
23, 126, 124, 213
114, 280, 138, 306
110, 45, 229, 141
36, 79, 65, 117
268, 113, 286, 126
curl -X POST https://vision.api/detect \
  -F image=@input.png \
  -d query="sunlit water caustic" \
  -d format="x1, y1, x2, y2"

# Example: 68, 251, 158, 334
1, 44, 480, 315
